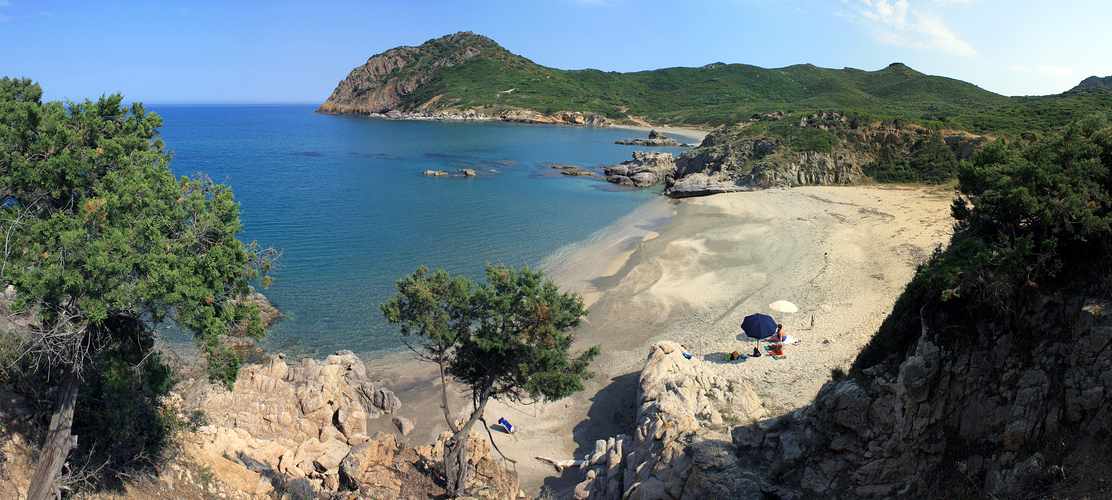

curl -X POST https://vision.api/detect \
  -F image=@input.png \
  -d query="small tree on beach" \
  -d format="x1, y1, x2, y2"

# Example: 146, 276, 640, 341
381, 263, 599, 496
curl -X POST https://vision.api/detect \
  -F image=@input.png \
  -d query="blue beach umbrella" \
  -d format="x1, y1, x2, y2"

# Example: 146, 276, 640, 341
741, 313, 777, 340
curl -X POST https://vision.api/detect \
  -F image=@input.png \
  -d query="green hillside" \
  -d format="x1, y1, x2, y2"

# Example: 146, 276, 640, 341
332, 32, 1112, 136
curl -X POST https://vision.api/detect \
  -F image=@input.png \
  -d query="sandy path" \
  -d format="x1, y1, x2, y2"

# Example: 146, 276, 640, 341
363, 185, 955, 496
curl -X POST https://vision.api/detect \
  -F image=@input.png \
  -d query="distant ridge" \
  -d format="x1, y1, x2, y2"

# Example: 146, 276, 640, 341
1071, 75, 1112, 92
320, 33, 1112, 134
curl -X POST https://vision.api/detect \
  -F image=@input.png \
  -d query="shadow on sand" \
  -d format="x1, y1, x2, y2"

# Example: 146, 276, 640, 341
540, 371, 640, 495
703, 352, 751, 364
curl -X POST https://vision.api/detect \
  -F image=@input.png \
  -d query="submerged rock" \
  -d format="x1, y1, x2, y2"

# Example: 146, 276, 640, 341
550, 164, 597, 176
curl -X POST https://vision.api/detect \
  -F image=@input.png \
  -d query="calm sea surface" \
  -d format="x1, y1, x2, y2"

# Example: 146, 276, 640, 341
150, 105, 688, 359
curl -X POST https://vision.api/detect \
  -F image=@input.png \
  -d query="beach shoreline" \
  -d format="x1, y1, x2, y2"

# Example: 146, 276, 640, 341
606, 123, 712, 144
540, 194, 677, 307
363, 184, 956, 496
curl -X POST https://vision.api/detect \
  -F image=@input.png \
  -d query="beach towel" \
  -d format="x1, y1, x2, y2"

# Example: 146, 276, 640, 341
764, 345, 786, 360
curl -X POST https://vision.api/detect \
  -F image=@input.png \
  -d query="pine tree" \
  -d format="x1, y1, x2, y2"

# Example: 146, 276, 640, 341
1, 77, 275, 498
382, 264, 599, 496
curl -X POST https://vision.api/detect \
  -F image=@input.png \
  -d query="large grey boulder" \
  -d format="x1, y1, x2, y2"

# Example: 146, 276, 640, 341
603, 151, 675, 188
575, 341, 763, 499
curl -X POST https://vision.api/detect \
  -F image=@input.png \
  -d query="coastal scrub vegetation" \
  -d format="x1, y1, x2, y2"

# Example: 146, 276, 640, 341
863, 131, 959, 184
0, 77, 275, 494
852, 113, 1112, 375
381, 264, 599, 497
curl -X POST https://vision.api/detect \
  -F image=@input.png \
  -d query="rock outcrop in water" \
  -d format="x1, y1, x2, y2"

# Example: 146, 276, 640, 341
604, 151, 676, 188
615, 130, 682, 147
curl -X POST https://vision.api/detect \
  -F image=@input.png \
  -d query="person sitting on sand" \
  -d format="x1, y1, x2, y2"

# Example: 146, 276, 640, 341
766, 324, 786, 342
765, 324, 801, 345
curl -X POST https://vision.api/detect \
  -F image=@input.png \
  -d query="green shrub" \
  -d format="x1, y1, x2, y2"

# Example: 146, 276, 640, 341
852, 115, 1112, 376
864, 132, 958, 184
787, 127, 837, 153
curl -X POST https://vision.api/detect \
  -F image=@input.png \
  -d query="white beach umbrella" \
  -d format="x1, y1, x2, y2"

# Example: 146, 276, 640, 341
769, 300, 798, 314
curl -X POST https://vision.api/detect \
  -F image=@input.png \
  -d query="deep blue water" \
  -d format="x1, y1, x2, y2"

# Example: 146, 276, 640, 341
150, 105, 687, 358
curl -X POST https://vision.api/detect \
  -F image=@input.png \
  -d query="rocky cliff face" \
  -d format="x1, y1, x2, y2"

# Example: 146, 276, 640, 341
172, 351, 519, 498
572, 342, 765, 499
316, 32, 610, 127
728, 295, 1112, 498
665, 113, 988, 198
317, 31, 486, 115
569, 296, 1111, 499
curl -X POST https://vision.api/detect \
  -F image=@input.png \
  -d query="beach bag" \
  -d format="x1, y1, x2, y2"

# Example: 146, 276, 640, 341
752, 347, 762, 357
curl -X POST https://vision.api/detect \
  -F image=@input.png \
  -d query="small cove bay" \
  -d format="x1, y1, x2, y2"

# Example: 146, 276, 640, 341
152, 104, 688, 359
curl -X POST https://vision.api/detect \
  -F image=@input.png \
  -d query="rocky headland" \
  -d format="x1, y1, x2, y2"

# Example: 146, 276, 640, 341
589, 113, 992, 198
315, 31, 609, 128
316, 32, 484, 117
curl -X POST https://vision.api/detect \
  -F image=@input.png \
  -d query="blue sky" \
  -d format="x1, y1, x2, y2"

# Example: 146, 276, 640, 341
2, 0, 1109, 104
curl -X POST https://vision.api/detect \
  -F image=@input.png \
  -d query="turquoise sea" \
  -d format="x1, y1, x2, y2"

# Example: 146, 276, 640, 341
150, 105, 690, 359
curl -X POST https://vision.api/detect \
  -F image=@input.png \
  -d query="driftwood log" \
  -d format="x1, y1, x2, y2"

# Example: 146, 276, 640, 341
535, 456, 585, 472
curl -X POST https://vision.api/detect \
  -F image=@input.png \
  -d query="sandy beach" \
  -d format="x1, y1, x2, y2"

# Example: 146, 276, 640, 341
608, 123, 711, 144
363, 184, 955, 496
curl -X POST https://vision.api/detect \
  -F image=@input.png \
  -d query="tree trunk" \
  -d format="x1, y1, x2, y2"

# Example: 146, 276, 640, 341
27, 367, 80, 500
444, 432, 470, 496
443, 382, 494, 497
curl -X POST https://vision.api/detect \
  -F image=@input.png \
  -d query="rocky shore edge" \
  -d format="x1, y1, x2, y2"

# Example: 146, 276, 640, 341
125, 340, 776, 500
317, 108, 610, 127
169, 351, 519, 499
